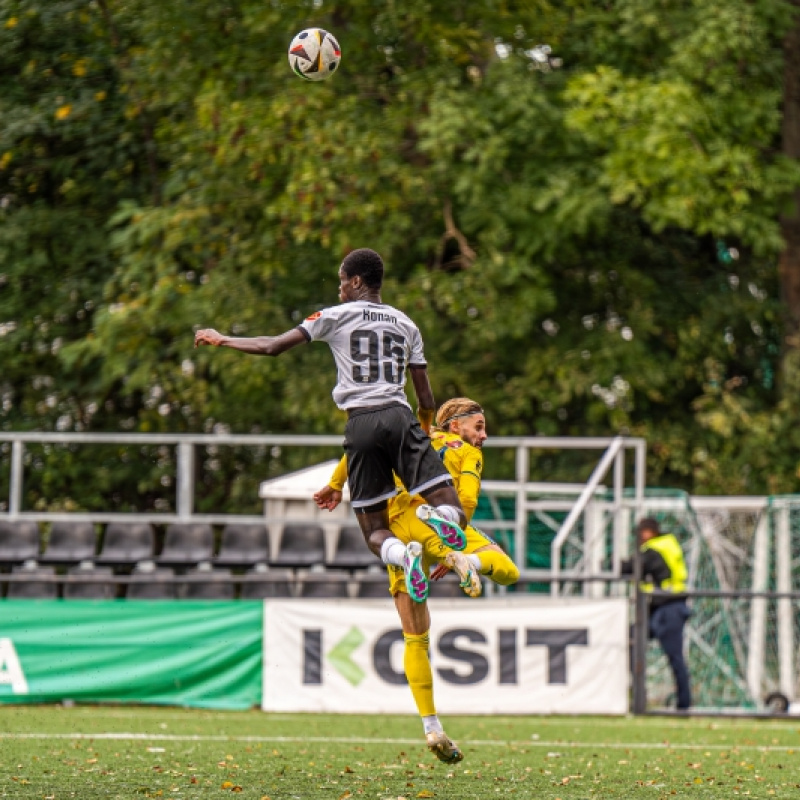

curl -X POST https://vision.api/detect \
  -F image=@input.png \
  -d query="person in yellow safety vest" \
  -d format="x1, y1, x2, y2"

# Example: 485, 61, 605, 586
624, 517, 692, 710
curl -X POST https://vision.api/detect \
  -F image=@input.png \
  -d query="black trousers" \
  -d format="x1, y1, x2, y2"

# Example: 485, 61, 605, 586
649, 600, 692, 710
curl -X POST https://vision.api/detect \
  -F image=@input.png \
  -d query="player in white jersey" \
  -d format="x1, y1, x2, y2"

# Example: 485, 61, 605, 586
194, 248, 469, 579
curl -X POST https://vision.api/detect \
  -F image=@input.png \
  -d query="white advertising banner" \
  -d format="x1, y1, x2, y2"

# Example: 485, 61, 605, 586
262, 597, 628, 715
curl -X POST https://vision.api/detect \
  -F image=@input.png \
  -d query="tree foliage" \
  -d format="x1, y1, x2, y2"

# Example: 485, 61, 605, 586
1, 0, 800, 510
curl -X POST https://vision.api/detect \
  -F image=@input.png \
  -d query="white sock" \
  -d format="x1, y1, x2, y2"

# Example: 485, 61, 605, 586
467, 554, 481, 571
435, 504, 461, 524
380, 537, 407, 567
422, 714, 443, 735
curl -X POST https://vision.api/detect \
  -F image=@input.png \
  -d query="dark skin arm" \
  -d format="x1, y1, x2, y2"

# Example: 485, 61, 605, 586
409, 364, 435, 434
194, 327, 308, 356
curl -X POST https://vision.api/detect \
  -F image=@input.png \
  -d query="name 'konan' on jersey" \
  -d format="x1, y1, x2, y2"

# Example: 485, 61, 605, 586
298, 301, 426, 410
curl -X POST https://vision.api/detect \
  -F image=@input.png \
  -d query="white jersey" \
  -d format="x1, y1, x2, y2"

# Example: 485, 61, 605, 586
298, 300, 426, 411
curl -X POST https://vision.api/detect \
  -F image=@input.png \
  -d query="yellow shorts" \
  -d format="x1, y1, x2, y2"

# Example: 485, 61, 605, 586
386, 499, 495, 596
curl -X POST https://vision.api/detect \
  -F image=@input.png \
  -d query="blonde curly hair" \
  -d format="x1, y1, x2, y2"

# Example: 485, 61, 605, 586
434, 397, 484, 432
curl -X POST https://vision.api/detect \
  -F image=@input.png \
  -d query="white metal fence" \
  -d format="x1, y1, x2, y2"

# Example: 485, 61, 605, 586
0, 432, 647, 583
4, 430, 799, 713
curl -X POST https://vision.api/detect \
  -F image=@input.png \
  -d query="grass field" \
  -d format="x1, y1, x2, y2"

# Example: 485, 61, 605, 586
1, 706, 798, 799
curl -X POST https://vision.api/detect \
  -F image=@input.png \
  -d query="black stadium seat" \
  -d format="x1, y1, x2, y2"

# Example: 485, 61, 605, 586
355, 565, 390, 599
179, 563, 235, 600
0, 519, 40, 566
428, 575, 474, 599
271, 524, 326, 568
157, 523, 214, 567
6, 562, 58, 599
297, 566, 350, 598
215, 523, 270, 567
39, 521, 97, 565
63, 562, 116, 600
126, 562, 177, 600
96, 522, 155, 567
329, 525, 375, 569
239, 564, 295, 599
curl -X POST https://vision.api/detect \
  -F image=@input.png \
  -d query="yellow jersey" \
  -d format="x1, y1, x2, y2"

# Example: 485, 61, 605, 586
428, 430, 483, 522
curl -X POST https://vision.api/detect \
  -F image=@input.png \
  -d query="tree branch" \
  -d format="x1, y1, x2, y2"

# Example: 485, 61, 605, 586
435, 199, 476, 269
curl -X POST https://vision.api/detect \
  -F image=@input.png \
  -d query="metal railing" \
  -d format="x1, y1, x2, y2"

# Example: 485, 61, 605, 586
2, 432, 345, 525
548, 435, 645, 595
0, 431, 648, 578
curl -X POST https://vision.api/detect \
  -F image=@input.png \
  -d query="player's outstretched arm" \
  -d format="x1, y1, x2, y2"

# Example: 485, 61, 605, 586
409, 365, 435, 434
194, 327, 307, 356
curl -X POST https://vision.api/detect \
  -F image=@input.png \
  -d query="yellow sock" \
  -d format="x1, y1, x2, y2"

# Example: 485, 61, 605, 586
475, 550, 520, 586
403, 631, 435, 717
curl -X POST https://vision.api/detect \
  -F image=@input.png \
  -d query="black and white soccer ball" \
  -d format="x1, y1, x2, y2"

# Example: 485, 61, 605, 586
288, 28, 341, 82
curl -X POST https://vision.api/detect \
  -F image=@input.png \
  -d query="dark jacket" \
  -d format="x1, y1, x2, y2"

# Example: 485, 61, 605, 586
621, 540, 688, 609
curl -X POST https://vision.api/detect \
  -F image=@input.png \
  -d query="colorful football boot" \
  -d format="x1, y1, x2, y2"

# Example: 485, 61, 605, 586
443, 551, 482, 598
403, 541, 428, 603
416, 505, 467, 551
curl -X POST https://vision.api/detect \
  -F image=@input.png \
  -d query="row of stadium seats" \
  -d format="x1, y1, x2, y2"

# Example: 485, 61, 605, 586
0, 519, 376, 569
0, 560, 474, 601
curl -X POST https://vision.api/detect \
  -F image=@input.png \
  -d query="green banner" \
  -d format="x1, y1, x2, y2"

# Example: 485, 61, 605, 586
0, 600, 262, 710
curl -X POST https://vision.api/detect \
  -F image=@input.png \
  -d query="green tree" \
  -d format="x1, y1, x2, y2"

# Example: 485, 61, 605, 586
3, 0, 800, 510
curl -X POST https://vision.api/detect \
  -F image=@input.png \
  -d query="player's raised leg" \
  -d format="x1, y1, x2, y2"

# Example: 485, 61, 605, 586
354, 507, 430, 602
423, 522, 519, 595
384, 506, 481, 598
416, 503, 468, 550
442, 550, 483, 597
469, 542, 520, 586
434, 546, 518, 594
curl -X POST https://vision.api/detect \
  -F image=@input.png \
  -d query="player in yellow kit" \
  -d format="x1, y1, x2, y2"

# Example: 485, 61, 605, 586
323, 439, 482, 600
320, 399, 519, 599
314, 397, 519, 764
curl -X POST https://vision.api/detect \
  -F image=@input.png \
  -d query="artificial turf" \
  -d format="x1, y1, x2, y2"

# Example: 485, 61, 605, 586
1, 705, 798, 799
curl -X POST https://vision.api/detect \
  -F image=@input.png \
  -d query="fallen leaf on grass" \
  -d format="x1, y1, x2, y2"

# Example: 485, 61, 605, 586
417, 791, 436, 798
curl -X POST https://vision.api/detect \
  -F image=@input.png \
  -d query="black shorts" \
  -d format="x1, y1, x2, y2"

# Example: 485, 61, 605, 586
343, 402, 452, 510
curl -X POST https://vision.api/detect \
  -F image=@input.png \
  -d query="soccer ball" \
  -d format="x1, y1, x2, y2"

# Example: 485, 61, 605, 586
288, 28, 341, 82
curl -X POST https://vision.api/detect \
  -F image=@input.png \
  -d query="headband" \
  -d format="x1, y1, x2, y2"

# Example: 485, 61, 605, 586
438, 408, 484, 428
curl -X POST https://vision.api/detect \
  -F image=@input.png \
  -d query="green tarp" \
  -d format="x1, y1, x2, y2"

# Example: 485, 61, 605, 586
0, 600, 262, 709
